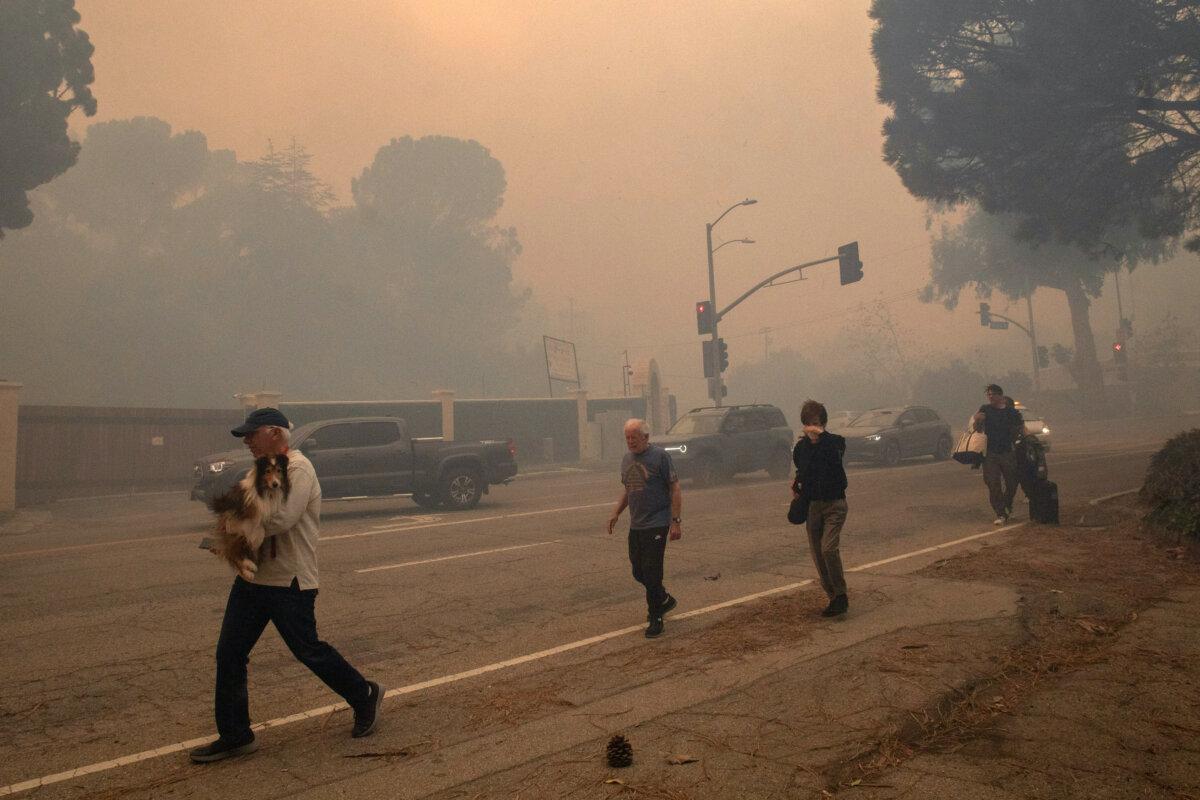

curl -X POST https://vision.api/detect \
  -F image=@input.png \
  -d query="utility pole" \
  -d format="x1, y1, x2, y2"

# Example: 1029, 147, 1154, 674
622, 350, 631, 397
1026, 294, 1041, 395
760, 327, 772, 361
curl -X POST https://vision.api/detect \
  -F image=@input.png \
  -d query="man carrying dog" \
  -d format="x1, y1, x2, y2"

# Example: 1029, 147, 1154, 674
607, 418, 682, 638
190, 407, 384, 763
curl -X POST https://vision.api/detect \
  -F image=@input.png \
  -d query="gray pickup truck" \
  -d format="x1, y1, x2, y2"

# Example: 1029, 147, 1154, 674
653, 404, 795, 486
191, 416, 517, 510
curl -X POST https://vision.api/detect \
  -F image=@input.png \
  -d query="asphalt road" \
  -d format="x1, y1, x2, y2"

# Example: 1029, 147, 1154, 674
0, 413, 1191, 797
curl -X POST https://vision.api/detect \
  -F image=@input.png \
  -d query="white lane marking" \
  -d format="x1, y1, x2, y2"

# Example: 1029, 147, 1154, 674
1088, 488, 1139, 506
848, 524, 1023, 572
55, 490, 186, 503
0, 517, 1032, 796
0, 531, 201, 561
356, 540, 562, 573
368, 514, 440, 530
1050, 448, 1159, 467
322, 502, 611, 542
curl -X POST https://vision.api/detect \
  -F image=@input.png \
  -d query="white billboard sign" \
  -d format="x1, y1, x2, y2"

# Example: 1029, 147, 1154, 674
543, 335, 580, 385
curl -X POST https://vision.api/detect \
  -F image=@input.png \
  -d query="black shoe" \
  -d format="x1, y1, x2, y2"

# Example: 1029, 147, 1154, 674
352, 681, 385, 738
189, 734, 258, 763
653, 594, 677, 619
645, 616, 664, 638
820, 594, 849, 618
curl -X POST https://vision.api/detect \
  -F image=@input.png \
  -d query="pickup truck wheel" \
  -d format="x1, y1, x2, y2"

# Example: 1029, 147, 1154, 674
441, 468, 483, 510
411, 492, 442, 509
766, 447, 792, 479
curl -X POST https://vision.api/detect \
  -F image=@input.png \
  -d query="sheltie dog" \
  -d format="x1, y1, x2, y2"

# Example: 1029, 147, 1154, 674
206, 454, 290, 580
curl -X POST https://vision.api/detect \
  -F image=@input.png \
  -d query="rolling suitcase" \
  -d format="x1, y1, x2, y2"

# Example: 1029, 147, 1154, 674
1029, 478, 1059, 524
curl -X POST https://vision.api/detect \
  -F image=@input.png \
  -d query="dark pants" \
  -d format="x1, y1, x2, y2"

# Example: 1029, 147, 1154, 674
214, 577, 369, 742
983, 450, 1021, 517
628, 527, 670, 616
806, 499, 848, 599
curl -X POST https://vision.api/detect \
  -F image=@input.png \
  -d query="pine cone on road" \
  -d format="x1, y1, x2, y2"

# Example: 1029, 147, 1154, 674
606, 734, 633, 768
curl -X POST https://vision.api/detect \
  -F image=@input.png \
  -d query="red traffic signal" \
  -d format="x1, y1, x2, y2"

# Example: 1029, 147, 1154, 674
696, 300, 715, 334
1112, 341, 1128, 365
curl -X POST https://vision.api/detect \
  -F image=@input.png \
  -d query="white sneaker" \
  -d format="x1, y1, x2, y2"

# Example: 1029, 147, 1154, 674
993, 516, 1007, 525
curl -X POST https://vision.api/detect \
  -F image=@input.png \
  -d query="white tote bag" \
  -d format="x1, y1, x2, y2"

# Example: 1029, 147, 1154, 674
952, 416, 987, 465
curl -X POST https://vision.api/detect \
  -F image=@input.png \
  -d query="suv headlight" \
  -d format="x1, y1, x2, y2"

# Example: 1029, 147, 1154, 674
208, 460, 235, 474
865, 434, 882, 442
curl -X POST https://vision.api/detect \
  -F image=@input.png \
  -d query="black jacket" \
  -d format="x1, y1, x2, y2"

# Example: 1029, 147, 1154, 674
792, 432, 848, 501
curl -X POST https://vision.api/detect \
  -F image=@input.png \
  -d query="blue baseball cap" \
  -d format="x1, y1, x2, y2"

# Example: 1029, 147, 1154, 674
231, 407, 291, 437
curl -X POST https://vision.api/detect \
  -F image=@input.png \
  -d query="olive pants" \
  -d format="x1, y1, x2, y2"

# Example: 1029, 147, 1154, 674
806, 499, 848, 599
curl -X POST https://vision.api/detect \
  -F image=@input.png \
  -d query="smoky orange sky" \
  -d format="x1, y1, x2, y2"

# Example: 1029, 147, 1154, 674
73, 0, 1193, 401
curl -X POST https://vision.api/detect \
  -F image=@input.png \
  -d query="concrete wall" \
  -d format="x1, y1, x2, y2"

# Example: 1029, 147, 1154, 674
11, 395, 656, 505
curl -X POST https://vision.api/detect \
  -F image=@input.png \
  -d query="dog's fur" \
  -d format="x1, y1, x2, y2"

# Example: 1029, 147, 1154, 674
206, 454, 290, 580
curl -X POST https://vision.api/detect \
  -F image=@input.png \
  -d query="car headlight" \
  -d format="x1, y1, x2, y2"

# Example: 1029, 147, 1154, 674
208, 460, 235, 474
664, 444, 688, 454
865, 434, 882, 442
1041, 426, 1050, 435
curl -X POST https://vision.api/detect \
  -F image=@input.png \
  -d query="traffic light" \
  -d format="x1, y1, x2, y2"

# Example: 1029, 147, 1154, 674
696, 300, 714, 335
1112, 341, 1127, 364
718, 338, 729, 372
838, 241, 863, 285
1120, 317, 1133, 337
701, 339, 715, 378
979, 302, 991, 326
1037, 345, 1049, 369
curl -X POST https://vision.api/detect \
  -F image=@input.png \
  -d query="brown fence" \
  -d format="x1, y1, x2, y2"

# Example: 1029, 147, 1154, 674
16, 406, 245, 504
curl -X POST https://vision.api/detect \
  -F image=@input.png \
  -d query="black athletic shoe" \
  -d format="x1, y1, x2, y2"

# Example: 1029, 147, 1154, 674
648, 594, 678, 620
820, 594, 849, 618
645, 616, 664, 638
352, 681, 385, 738
189, 735, 258, 763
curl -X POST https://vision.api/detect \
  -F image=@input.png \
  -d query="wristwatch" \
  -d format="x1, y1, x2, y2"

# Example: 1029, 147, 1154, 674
671, 516, 682, 523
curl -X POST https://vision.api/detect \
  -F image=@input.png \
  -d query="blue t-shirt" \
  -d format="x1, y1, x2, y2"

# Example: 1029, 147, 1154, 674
620, 445, 678, 530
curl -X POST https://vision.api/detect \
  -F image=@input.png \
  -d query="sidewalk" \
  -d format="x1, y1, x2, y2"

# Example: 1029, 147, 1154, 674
418, 500, 1200, 799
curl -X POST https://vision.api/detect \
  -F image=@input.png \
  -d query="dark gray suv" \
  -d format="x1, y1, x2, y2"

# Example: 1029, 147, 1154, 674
653, 404, 795, 486
841, 406, 954, 467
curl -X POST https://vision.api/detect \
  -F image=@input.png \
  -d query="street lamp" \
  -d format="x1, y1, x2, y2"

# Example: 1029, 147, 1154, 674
705, 198, 757, 406
712, 237, 755, 255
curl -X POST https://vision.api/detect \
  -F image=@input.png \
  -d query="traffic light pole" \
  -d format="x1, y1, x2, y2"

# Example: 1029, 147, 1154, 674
715, 254, 839, 321
983, 308, 1042, 395
705, 221, 723, 406
1026, 295, 1041, 395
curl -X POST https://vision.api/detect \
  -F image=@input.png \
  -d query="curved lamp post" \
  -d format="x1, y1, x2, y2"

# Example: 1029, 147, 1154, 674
705, 199, 756, 406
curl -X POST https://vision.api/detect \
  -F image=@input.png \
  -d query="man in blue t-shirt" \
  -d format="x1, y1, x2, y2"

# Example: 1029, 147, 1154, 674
607, 418, 682, 638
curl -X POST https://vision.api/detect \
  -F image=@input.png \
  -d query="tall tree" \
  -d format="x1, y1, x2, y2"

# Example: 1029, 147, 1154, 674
346, 135, 526, 392
871, 0, 1200, 251
0, 0, 97, 237
924, 209, 1167, 407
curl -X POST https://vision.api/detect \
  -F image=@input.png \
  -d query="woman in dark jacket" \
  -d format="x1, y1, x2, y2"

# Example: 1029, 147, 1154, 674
792, 399, 849, 617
